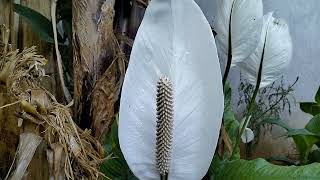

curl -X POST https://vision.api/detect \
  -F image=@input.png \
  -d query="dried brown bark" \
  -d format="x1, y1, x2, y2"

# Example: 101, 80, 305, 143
73, 0, 125, 140
0, 0, 19, 177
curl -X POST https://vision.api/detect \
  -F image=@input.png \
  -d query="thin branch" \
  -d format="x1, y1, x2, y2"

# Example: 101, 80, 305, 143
0, 100, 22, 109
51, 0, 72, 103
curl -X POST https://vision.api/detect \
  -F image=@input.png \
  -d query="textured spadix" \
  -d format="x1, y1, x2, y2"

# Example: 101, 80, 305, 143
239, 12, 292, 88
118, 0, 224, 179
214, 0, 263, 66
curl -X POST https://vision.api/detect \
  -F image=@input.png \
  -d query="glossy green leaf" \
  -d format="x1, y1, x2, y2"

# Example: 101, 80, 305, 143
292, 135, 319, 164
315, 86, 320, 104
309, 149, 320, 163
306, 114, 320, 134
101, 117, 138, 179
287, 129, 320, 137
13, 3, 54, 43
305, 114, 320, 147
300, 102, 320, 116
266, 156, 298, 166
207, 82, 239, 178
213, 158, 320, 180
286, 128, 320, 164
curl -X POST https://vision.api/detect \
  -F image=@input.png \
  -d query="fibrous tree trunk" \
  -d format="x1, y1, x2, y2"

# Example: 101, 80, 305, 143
73, 0, 125, 141
0, 0, 19, 177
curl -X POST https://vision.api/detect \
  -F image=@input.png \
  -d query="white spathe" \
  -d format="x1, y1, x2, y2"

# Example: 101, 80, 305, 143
239, 12, 293, 88
241, 128, 254, 143
118, 0, 224, 179
239, 116, 254, 143
214, 0, 263, 66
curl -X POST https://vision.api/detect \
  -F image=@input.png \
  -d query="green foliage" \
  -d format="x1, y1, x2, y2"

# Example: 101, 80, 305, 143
262, 113, 320, 164
300, 86, 320, 116
316, 87, 320, 104
212, 158, 320, 180
209, 82, 320, 179
309, 149, 320, 163
290, 114, 320, 164
238, 76, 298, 158
206, 82, 239, 178
101, 116, 138, 180
223, 82, 240, 160
13, 3, 55, 43
300, 103, 320, 116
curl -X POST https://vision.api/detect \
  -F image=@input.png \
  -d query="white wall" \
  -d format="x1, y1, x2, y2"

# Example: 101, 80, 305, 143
195, 0, 320, 155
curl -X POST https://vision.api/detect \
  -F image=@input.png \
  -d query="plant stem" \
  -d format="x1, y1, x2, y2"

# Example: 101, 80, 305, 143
222, 2, 233, 87
220, 1, 234, 157
230, 82, 260, 159
230, 33, 268, 159
51, 0, 72, 103
161, 173, 168, 180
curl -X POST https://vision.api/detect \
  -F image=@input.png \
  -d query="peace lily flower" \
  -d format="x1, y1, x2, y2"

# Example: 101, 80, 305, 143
232, 13, 292, 155
239, 116, 254, 143
239, 12, 292, 88
119, 0, 224, 179
214, 0, 263, 66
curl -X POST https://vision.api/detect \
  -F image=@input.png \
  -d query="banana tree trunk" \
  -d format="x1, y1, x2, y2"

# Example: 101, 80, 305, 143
0, 0, 19, 177
73, 0, 126, 141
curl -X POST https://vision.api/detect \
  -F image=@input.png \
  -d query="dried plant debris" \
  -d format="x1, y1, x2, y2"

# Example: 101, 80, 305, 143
0, 27, 107, 179
6, 133, 42, 180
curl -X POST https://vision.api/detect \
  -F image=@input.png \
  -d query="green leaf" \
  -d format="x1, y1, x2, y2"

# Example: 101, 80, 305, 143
309, 149, 320, 163
213, 158, 320, 180
258, 117, 291, 131
224, 81, 232, 111
13, 3, 54, 43
287, 129, 320, 137
223, 82, 240, 160
101, 116, 138, 179
300, 102, 320, 116
305, 114, 320, 147
315, 86, 320, 104
266, 156, 298, 166
207, 154, 224, 176
207, 81, 239, 177
292, 135, 319, 164
306, 114, 320, 134
287, 128, 320, 164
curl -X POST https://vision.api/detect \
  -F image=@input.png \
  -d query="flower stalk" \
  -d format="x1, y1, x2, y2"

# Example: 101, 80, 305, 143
231, 33, 267, 159
222, 0, 235, 87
